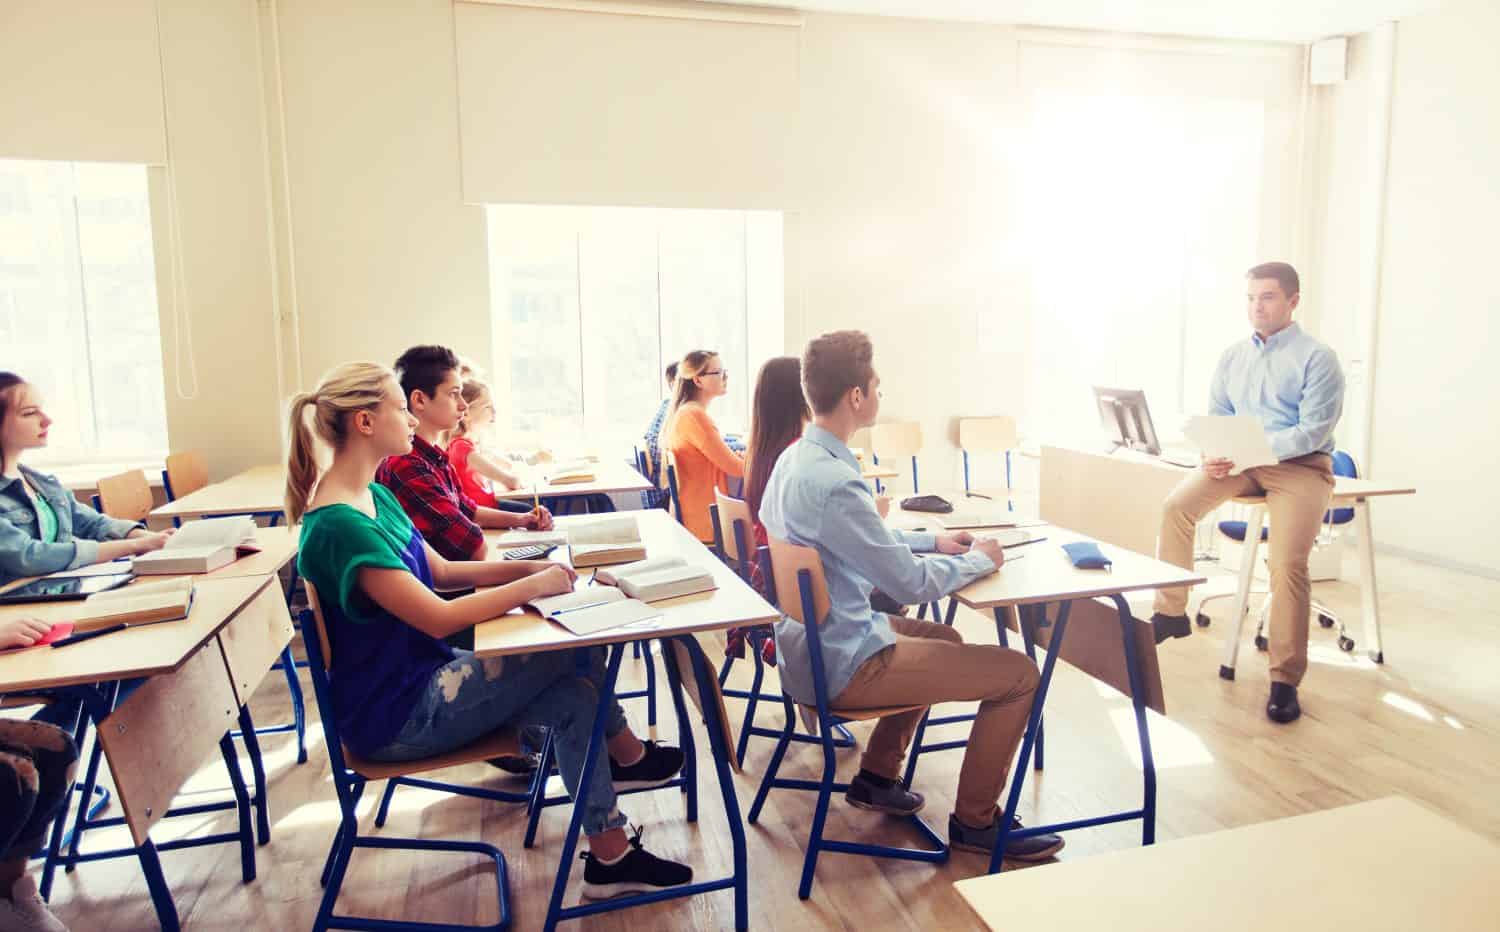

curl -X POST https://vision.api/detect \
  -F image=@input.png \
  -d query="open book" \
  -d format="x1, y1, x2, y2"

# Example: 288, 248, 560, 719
133, 517, 260, 575
937, 510, 1018, 530
567, 516, 647, 568
594, 556, 716, 602
525, 587, 662, 637
72, 577, 196, 632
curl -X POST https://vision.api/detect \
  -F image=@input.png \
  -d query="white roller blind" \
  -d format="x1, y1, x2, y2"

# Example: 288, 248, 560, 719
0, 0, 168, 164
453, 1, 800, 208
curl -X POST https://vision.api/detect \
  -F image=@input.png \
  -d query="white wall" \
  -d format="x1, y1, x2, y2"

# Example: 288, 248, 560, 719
1364, 0, 1500, 575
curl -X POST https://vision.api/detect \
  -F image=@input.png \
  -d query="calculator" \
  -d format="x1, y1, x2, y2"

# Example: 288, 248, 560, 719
502, 544, 557, 560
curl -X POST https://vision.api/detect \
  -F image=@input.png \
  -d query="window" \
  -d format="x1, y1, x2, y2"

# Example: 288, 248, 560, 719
0, 159, 168, 464
486, 206, 782, 454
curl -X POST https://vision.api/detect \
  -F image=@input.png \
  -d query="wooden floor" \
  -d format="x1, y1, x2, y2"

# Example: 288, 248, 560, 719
41, 549, 1500, 931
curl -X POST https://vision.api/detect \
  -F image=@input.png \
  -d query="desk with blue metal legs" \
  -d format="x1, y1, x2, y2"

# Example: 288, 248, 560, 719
474, 508, 777, 930
947, 525, 1202, 873
0, 574, 287, 931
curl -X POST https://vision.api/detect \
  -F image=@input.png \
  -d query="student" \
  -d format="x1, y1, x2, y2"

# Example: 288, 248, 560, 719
0, 715, 78, 932
723, 356, 810, 665
0, 372, 174, 587
286, 361, 692, 896
446, 377, 523, 509
759, 330, 1062, 859
662, 351, 743, 543
1150, 262, 1344, 724
640, 363, 678, 509
375, 346, 552, 562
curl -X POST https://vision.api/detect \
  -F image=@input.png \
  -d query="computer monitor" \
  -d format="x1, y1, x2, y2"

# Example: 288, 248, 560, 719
1093, 386, 1161, 455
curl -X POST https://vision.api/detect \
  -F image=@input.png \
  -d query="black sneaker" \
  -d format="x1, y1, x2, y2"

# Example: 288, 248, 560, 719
949, 813, 1065, 862
1150, 612, 1192, 644
1266, 683, 1302, 724
486, 753, 540, 776
580, 828, 693, 900
845, 772, 925, 816
610, 741, 685, 791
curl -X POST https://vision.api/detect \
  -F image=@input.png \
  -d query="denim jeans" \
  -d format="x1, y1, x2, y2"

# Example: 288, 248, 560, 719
368, 647, 629, 836
0, 720, 79, 859
31, 678, 145, 731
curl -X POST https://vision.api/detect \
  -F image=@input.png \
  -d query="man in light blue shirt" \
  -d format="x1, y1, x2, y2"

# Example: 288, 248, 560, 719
1152, 262, 1345, 725
759, 329, 1060, 861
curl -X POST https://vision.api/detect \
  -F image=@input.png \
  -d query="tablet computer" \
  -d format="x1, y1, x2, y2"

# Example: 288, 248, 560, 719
0, 573, 134, 604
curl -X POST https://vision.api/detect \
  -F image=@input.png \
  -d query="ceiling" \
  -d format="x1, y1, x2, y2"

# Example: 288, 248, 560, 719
729, 0, 1443, 42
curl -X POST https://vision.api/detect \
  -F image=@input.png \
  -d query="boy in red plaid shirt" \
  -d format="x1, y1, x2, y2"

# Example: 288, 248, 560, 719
376, 345, 552, 561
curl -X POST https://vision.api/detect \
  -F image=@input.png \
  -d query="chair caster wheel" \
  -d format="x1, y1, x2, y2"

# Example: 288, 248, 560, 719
1218, 664, 1235, 681
1318, 613, 1335, 629
1254, 635, 1268, 652
1338, 636, 1355, 652
1195, 613, 1211, 628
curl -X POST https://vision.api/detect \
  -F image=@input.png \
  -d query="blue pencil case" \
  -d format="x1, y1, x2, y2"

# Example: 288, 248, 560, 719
1061, 541, 1112, 570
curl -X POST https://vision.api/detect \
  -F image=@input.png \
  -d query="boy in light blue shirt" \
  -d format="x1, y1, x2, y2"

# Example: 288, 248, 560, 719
759, 330, 1061, 861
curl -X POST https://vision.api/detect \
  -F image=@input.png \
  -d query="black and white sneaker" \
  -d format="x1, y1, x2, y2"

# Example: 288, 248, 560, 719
580, 828, 694, 900
610, 741, 685, 791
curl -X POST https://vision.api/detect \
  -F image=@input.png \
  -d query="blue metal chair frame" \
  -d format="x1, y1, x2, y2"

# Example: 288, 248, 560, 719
961, 448, 1013, 510
746, 546, 947, 900
707, 504, 854, 767
868, 452, 921, 496
23, 678, 258, 931
536, 638, 748, 931
983, 595, 1157, 874
300, 608, 536, 932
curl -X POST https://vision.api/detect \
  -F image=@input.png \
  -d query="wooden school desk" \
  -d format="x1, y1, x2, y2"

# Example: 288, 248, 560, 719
491, 459, 653, 504
955, 796, 1500, 932
948, 524, 1204, 873
150, 464, 285, 523
476, 508, 777, 931
1037, 445, 1416, 674
0, 574, 289, 932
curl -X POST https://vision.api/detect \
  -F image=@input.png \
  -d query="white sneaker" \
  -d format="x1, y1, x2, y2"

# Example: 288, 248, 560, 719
0, 875, 69, 932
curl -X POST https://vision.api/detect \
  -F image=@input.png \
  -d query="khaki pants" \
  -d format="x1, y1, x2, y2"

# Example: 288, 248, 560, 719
1153, 453, 1334, 686
832, 616, 1039, 829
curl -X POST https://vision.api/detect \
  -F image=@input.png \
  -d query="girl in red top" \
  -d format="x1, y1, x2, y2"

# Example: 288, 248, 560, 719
445, 378, 523, 509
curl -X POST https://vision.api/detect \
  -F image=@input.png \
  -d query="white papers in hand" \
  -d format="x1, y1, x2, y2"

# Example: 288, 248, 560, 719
1183, 416, 1277, 475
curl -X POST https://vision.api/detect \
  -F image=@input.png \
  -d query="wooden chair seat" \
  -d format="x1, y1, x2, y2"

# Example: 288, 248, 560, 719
343, 726, 521, 781
820, 703, 927, 722
0, 694, 53, 710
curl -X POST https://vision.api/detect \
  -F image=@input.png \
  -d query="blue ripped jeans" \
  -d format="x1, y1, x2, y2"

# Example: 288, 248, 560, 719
367, 647, 630, 837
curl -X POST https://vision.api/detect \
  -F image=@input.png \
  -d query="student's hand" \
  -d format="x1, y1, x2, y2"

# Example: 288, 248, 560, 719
529, 507, 554, 531
1203, 457, 1235, 480
132, 531, 173, 554
0, 616, 54, 650
526, 565, 575, 599
971, 537, 1006, 569
934, 530, 975, 555
875, 495, 892, 519
517, 560, 576, 585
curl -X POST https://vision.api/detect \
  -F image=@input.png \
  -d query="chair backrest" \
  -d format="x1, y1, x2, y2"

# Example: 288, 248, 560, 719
1327, 450, 1359, 526
765, 535, 838, 712
958, 416, 1018, 454
298, 582, 360, 796
871, 421, 923, 459
713, 489, 755, 569
96, 469, 153, 522
163, 451, 209, 501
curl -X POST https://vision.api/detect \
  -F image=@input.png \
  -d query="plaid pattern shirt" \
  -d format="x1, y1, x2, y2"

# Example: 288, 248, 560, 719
375, 435, 485, 561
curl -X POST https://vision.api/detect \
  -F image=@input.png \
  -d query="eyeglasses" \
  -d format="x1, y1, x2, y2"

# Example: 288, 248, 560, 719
700, 369, 727, 378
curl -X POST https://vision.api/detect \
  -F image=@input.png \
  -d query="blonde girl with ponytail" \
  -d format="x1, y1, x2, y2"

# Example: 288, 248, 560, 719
288, 363, 693, 892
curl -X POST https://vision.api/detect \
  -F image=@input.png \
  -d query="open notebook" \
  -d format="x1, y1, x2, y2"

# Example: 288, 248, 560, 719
526, 587, 662, 637
546, 458, 597, 485
132, 516, 260, 575
71, 577, 196, 632
594, 556, 716, 602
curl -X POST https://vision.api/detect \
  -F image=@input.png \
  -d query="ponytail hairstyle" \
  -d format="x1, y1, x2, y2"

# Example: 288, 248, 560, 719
665, 350, 719, 440
284, 362, 395, 524
450, 377, 491, 441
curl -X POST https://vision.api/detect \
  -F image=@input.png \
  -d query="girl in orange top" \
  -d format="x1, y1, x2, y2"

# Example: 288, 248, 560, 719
662, 350, 744, 542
